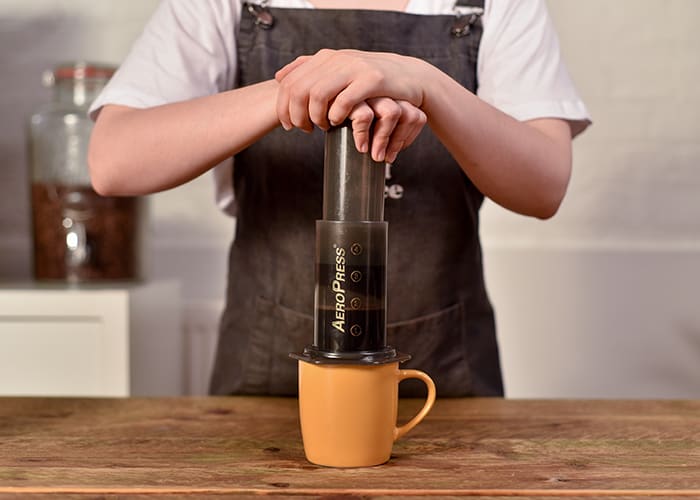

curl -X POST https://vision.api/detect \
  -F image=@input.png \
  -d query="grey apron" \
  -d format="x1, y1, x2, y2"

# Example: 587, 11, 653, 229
209, 0, 504, 397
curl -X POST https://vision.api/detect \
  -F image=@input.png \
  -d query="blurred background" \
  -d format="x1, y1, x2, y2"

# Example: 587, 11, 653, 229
1, 0, 698, 398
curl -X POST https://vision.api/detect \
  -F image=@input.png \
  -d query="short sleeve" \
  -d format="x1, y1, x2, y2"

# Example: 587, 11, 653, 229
88, 0, 241, 216
477, 0, 591, 137
89, 0, 239, 120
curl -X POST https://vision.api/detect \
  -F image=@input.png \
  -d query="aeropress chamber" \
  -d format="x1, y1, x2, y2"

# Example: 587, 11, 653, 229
291, 123, 409, 365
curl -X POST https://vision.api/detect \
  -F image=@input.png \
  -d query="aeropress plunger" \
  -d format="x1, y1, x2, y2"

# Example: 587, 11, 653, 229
291, 122, 409, 365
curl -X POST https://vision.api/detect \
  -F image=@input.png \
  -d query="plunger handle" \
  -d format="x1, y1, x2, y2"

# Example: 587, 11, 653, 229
323, 123, 385, 222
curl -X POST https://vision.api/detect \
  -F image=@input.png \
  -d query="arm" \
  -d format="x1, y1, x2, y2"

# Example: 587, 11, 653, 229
422, 65, 572, 220
88, 79, 280, 196
89, 79, 425, 196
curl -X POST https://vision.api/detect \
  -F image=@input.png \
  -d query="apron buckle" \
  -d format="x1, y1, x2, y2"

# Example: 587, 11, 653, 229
247, 2, 275, 30
451, 5, 483, 38
451, 12, 480, 38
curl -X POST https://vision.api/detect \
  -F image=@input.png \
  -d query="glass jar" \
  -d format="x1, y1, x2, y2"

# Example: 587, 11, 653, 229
28, 62, 144, 282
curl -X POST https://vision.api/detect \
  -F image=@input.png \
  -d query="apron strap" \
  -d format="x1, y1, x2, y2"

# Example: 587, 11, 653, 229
455, 0, 485, 7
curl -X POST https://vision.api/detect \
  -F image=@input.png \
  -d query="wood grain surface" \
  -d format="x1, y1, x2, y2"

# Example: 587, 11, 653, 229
0, 397, 698, 498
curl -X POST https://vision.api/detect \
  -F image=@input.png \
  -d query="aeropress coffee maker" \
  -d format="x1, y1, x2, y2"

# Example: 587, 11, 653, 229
291, 123, 436, 468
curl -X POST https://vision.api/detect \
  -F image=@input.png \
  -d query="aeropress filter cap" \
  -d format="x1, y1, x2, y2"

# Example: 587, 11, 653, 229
291, 123, 409, 365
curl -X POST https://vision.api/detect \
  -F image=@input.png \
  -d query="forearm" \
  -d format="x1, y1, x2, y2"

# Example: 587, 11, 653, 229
421, 64, 572, 219
88, 79, 280, 196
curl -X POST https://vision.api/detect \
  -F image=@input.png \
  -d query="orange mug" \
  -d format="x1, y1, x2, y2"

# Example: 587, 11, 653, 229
297, 360, 436, 467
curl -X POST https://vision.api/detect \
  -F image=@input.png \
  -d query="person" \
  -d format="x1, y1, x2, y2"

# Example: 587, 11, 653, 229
88, 0, 591, 397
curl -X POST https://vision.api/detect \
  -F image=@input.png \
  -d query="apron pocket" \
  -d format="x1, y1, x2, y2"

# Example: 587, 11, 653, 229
387, 302, 471, 397
244, 296, 313, 395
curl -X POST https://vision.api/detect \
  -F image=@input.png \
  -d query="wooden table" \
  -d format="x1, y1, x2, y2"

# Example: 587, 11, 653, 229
0, 397, 698, 498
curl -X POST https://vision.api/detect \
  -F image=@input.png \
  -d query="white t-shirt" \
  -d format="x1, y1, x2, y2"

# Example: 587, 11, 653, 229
91, 0, 591, 215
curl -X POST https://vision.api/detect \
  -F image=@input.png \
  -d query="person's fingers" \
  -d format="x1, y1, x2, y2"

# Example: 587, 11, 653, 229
278, 50, 347, 132
401, 101, 427, 148
277, 55, 317, 130
385, 100, 427, 163
287, 91, 314, 133
348, 102, 374, 154
327, 74, 380, 127
365, 97, 401, 163
274, 55, 311, 82
277, 82, 314, 132
304, 52, 376, 129
277, 51, 330, 130
276, 73, 293, 130
307, 75, 349, 131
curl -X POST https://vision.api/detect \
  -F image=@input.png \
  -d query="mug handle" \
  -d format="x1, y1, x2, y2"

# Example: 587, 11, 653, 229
393, 369, 436, 440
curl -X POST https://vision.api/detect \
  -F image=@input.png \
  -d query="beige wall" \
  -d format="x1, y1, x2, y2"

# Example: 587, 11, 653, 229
1, 1, 698, 397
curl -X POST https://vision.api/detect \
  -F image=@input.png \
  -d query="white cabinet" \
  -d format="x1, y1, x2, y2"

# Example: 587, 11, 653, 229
0, 281, 181, 397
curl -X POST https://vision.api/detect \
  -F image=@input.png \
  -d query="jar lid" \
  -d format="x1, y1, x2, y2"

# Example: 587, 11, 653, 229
43, 62, 116, 86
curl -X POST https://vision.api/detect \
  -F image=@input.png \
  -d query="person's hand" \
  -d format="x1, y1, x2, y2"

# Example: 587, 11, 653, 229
275, 49, 427, 129
346, 98, 426, 163
275, 49, 429, 161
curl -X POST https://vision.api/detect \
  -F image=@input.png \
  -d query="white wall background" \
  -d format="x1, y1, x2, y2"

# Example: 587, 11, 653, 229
0, 0, 698, 398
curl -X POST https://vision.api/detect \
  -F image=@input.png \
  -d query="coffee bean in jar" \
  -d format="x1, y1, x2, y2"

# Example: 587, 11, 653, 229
31, 183, 142, 281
